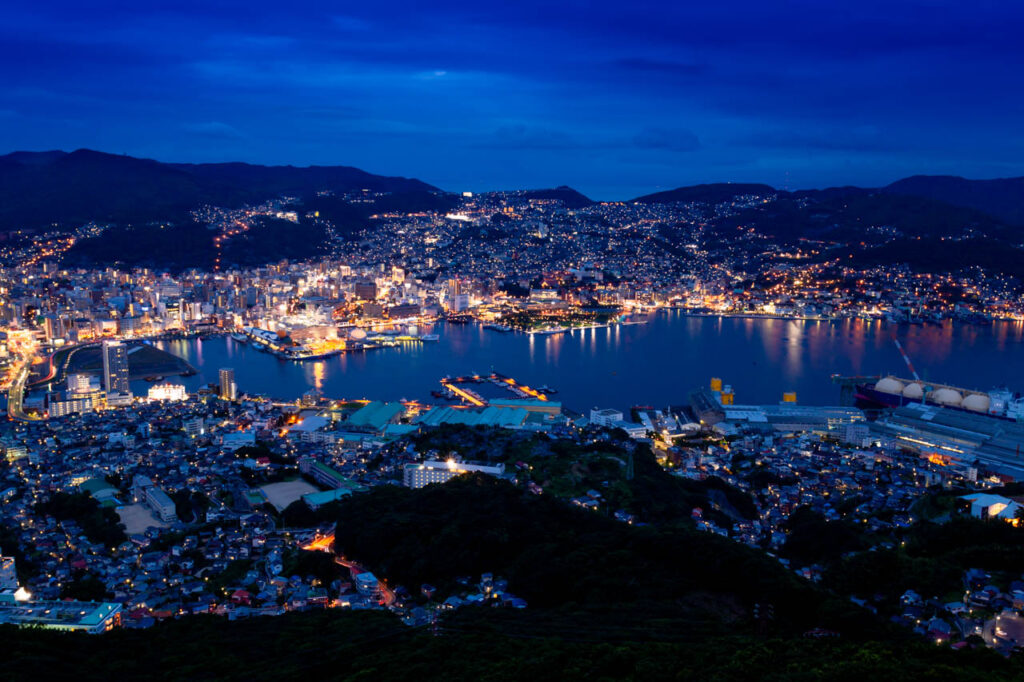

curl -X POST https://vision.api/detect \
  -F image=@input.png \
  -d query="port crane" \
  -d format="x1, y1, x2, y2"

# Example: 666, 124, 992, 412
891, 335, 921, 382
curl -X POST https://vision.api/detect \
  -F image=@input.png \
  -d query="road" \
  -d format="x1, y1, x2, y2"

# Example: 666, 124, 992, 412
302, 533, 396, 606
8, 361, 41, 422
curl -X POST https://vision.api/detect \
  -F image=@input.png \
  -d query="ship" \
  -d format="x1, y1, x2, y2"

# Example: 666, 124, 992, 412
230, 332, 248, 343
853, 375, 1024, 421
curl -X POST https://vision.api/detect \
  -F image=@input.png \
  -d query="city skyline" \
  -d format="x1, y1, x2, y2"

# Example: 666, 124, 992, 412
3, 2, 1024, 198
6, 2, 1024, 673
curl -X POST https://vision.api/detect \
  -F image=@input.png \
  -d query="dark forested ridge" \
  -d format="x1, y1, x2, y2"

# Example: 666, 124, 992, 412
0, 149, 436, 232
631, 182, 778, 204
330, 475, 869, 636
883, 175, 1024, 226
516, 186, 595, 208
2, 609, 1018, 682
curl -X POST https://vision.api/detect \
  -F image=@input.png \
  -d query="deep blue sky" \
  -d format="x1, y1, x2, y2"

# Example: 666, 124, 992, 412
2, 1, 1022, 198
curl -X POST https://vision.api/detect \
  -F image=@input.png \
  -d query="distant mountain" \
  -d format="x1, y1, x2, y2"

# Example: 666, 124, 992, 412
711, 191, 1011, 243
0, 149, 246, 230
168, 160, 436, 198
630, 182, 777, 204
0, 149, 437, 231
516, 186, 594, 209
632, 176, 1024, 232
882, 175, 1024, 226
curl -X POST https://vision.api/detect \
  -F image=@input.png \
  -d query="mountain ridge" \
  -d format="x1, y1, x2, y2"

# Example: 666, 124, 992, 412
4, 148, 1024, 229
0, 149, 438, 232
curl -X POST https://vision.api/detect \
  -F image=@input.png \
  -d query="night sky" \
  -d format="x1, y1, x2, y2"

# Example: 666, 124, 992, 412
2, 1, 1022, 198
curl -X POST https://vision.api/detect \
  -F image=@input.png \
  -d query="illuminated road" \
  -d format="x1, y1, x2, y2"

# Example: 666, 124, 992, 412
8, 362, 41, 422
302, 532, 395, 606
28, 343, 91, 390
302, 531, 335, 552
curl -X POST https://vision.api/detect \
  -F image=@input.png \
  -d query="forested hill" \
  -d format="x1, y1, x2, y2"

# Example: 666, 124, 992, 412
0, 149, 436, 232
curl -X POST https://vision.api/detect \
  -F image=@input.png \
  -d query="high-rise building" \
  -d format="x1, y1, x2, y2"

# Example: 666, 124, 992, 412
66, 373, 98, 395
354, 281, 377, 301
219, 367, 236, 400
101, 340, 130, 394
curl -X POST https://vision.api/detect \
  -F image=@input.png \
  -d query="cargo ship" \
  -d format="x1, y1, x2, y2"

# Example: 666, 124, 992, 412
854, 376, 1024, 421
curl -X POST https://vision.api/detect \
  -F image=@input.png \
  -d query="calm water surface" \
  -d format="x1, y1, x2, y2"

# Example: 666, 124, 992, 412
139, 312, 1024, 412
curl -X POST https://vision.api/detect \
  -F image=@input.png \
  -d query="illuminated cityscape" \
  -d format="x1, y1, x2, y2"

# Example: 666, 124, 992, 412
4, 1, 1024, 679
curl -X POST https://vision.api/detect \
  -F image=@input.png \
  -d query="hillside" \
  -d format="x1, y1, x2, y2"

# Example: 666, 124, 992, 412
409, 425, 757, 526
714, 191, 1012, 243
884, 175, 1024, 226
631, 182, 777, 204
0, 149, 437, 232
169, 160, 436, 197
0, 149, 247, 231
516, 185, 595, 208
850, 237, 1024, 279
2, 609, 1014, 681
332, 474, 871, 637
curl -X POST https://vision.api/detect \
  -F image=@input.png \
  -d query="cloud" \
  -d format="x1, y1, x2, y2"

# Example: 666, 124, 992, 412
481, 124, 579, 150
181, 121, 245, 139
632, 127, 701, 152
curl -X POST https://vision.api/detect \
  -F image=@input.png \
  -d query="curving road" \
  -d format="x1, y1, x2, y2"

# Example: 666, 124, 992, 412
8, 361, 41, 422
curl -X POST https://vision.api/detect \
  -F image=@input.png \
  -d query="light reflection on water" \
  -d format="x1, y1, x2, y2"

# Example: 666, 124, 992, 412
138, 313, 1024, 412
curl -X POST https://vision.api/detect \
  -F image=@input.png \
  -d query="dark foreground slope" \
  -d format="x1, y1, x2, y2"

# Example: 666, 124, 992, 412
3, 476, 1021, 681
1, 610, 1016, 682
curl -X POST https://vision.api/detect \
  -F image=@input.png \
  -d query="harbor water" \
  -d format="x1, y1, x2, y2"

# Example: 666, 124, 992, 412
137, 312, 1024, 413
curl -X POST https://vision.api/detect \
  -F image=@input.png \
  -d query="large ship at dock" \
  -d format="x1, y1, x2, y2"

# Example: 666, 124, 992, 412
851, 375, 1024, 421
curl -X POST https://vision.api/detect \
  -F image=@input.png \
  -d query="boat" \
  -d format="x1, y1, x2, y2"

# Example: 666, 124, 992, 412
420, 334, 440, 342
230, 333, 248, 343
532, 326, 568, 336
852, 375, 1024, 421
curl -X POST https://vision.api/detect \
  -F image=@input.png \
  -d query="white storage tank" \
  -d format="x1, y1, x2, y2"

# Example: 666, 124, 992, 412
874, 377, 905, 395
962, 394, 991, 413
902, 382, 925, 400
930, 388, 963, 406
